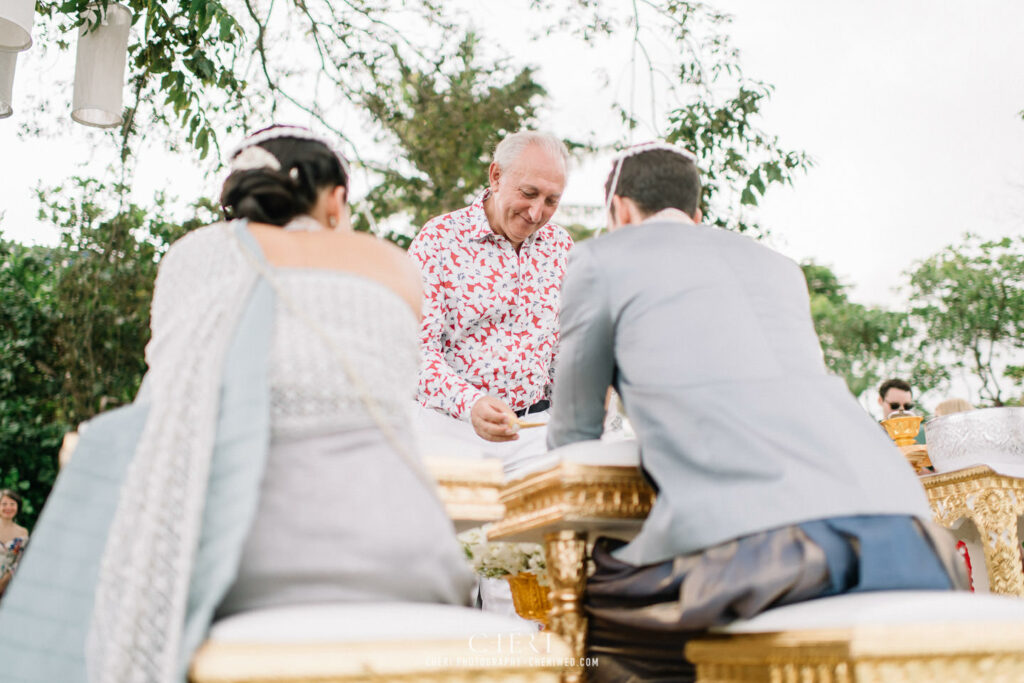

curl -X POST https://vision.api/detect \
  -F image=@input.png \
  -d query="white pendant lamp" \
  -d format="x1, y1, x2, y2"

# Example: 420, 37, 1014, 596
71, 2, 132, 129
0, 51, 15, 119
0, 0, 35, 52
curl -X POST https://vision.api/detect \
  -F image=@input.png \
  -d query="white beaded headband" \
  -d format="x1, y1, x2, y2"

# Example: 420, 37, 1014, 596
227, 125, 351, 178
603, 141, 698, 229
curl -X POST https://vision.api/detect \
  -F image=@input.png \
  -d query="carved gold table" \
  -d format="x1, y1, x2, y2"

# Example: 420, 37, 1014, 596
487, 462, 656, 682
921, 465, 1024, 596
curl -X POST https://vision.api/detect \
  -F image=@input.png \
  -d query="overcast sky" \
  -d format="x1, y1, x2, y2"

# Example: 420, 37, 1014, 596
2, 1, 1023, 312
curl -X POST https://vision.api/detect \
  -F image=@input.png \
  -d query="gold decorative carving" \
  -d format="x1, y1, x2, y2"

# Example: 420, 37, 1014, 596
881, 415, 923, 446
487, 463, 654, 542
425, 456, 505, 524
190, 634, 571, 683
688, 623, 1024, 682
921, 466, 1024, 596
544, 530, 589, 683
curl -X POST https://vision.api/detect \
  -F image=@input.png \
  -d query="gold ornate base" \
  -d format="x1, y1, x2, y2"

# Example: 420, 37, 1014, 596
544, 531, 589, 683
688, 623, 1024, 682
921, 466, 1024, 595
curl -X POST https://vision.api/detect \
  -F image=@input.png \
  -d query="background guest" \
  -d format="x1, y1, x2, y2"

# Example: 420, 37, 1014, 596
0, 488, 29, 597
934, 397, 974, 417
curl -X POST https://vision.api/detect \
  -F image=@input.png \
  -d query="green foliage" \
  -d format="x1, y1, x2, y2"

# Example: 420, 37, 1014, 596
358, 34, 546, 240
35, 0, 457, 162
528, 1, 812, 237
801, 262, 917, 400
37, 0, 248, 160
659, 6, 811, 236
0, 181, 214, 528
907, 234, 1024, 406
30, 1, 805, 239
562, 223, 598, 243
0, 241, 65, 529
36, 178, 215, 422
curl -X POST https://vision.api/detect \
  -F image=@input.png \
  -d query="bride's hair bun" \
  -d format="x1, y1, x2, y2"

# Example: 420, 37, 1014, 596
221, 129, 348, 227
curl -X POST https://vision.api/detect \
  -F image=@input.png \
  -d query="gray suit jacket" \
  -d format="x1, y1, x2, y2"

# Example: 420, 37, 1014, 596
547, 220, 931, 566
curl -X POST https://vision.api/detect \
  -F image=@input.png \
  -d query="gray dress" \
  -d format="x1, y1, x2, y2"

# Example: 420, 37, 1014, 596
216, 270, 474, 616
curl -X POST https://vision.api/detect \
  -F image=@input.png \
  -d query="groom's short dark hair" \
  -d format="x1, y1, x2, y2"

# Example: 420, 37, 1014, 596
604, 148, 701, 218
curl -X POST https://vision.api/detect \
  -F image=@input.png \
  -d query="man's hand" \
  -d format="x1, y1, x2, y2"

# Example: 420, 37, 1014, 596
471, 396, 519, 442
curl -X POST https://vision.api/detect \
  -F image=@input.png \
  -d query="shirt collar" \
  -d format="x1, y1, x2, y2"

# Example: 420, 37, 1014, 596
468, 189, 551, 244
641, 207, 696, 225
467, 190, 495, 241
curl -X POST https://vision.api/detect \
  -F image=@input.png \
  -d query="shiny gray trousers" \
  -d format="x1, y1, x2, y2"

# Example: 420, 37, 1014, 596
583, 515, 968, 683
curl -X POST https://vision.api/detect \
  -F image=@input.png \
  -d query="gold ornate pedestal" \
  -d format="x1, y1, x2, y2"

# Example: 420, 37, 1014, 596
921, 466, 1024, 596
687, 623, 1024, 682
488, 463, 655, 682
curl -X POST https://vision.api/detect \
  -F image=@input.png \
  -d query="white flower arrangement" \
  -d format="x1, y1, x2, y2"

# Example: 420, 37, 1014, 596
459, 526, 548, 585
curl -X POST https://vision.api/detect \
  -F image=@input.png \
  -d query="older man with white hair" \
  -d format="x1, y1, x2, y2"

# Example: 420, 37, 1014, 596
409, 131, 572, 466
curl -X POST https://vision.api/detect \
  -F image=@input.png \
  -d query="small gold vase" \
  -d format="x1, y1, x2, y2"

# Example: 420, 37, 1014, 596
881, 414, 923, 447
506, 572, 550, 627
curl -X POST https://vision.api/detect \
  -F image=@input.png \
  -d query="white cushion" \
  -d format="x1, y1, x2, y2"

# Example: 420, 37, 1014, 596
507, 439, 641, 481
208, 603, 538, 644
714, 590, 1024, 634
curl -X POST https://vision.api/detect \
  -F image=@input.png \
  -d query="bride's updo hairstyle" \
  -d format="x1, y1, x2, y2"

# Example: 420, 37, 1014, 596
221, 125, 349, 227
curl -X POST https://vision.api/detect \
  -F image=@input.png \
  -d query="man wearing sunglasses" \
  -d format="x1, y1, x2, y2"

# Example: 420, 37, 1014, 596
878, 378, 926, 444
878, 378, 916, 418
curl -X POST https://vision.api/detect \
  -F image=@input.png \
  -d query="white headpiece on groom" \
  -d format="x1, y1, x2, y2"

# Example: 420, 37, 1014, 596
603, 141, 698, 232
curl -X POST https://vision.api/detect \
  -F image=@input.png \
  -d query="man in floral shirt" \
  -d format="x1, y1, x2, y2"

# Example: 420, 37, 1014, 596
409, 131, 573, 462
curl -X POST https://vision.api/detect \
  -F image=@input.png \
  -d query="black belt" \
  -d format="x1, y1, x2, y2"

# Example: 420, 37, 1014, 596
515, 399, 550, 417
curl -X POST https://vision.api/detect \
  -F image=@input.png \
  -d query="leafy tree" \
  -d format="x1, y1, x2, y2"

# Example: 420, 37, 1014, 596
36, 178, 216, 422
0, 240, 65, 529
33, 0, 457, 161
35, 0, 250, 160
530, 1, 812, 236
801, 262, 916, 400
28, 1, 806, 242
359, 33, 547, 243
907, 234, 1024, 406
659, 6, 812, 236
0, 181, 215, 527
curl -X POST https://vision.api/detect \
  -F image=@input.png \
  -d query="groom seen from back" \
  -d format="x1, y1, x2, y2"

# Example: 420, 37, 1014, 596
546, 142, 967, 682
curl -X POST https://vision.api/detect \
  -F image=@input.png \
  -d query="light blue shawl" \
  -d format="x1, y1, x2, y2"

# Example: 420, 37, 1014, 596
0, 222, 273, 682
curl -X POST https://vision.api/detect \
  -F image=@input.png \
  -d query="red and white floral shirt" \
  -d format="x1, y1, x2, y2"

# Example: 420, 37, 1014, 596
408, 191, 574, 420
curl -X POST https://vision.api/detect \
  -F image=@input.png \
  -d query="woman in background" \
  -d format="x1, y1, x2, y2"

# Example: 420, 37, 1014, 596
0, 489, 29, 597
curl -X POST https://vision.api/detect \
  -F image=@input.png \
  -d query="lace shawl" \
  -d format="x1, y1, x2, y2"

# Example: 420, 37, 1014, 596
87, 223, 257, 683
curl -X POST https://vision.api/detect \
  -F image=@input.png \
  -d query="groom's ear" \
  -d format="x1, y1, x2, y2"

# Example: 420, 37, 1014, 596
609, 195, 635, 229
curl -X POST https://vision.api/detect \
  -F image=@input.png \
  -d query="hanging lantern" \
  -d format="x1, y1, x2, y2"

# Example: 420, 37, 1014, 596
71, 2, 132, 129
0, 0, 35, 52
0, 51, 15, 119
